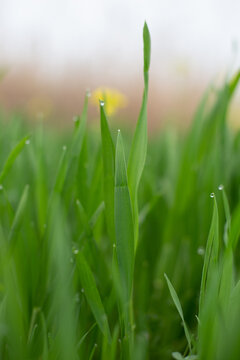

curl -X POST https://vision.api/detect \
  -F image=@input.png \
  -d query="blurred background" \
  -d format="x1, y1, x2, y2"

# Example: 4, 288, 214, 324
0, 0, 240, 129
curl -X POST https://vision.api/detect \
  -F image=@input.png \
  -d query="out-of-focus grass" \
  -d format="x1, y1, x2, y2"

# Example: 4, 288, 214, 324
1, 23, 240, 360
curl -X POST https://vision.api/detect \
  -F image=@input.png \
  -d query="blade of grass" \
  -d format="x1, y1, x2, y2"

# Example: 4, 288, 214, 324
8, 184, 29, 245
199, 195, 219, 316
164, 274, 192, 352
75, 250, 111, 343
127, 22, 151, 248
0, 134, 30, 184
100, 103, 115, 243
115, 130, 134, 306
114, 130, 134, 358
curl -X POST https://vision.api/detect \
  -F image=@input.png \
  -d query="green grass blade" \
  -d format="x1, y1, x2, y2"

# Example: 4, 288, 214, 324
8, 184, 29, 244
0, 134, 30, 184
218, 184, 231, 246
77, 323, 96, 349
75, 251, 111, 343
127, 22, 151, 248
48, 195, 77, 360
52, 144, 68, 194
228, 202, 240, 250
229, 69, 240, 96
164, 274, 192, 352
115, 130, 134, 305
53, 93, 88, 196
100, 103, 115, 243
219, 247, 233, 308
199, 195, 219, 316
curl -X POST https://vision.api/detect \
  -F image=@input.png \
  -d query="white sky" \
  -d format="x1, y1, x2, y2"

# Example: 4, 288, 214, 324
0, 0, 240, 81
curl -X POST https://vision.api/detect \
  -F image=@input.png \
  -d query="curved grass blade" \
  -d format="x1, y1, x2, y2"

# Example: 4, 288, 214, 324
75, 251, 111, 343
40, 312, 49, 360
114, 130, 134, 359
89, 343, 98, 360
52, 93, 88, 197
127, 22, 151, 248
115, 130, 134, 305
164, 274, 192, 352
228, 201, 240, 250
218, 185, 231, 246
52, 144, 68, 194
77, 323, 96, 349
8, 184, 29, 244
199, 195, 219, 316
100, 103, 115, 243
0, 134, 30, 184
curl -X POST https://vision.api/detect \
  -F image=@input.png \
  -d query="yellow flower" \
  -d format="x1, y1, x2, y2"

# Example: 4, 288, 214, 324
91, 87, 128, 116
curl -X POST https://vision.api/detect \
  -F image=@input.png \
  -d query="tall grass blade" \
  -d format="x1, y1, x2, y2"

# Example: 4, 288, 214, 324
75, 250, 111, 343
115, 130, 134, 305
100, 104, 115, 243
8, 184, 29, 244
164, 274, 192, 352
0, 134, 30, 183
127, 22, 151, 247
199, 196, 219, 316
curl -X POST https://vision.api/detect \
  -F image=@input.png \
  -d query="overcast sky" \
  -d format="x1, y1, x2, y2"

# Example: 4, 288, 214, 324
0, 0, 240, 81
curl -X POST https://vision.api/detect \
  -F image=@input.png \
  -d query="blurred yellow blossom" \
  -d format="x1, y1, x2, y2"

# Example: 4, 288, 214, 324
91, 87, 128, 116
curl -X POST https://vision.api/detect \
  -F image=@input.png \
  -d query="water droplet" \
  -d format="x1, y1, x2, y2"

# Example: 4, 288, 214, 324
62, 145, 67, 151
113, 243, 116, 248
117, 129, 121, 133
86, 89, 91, 97
25, 139, 30, 145
73, 115, 78, 122
100, 100, 104, 106
94, 343, 98, 348
75, 293, 80, 303
118, 338, 121, 343
197, 247, 205, 256
0, 185, 3, 190
218, 184, 224, 191
210, 192, 215, 198
70, 257, 74, 263
73, 249, 79, 255
81, 288, 84, 293
76, 199, 80, 205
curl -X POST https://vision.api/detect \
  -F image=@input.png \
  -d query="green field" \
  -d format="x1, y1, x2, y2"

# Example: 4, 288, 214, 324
1, 23, 240, 359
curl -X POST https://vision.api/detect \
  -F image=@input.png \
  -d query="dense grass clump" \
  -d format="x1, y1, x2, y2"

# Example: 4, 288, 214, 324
1, 23, 240, 359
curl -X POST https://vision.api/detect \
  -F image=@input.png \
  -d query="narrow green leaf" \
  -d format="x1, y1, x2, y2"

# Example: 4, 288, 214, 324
219, 247, 233, 308
48, 195, 77, 360
100, 104, 115, 243
115, 130, 134, 304
53, 93, 88, 196
143, 22, 151, 75
89, 343, 98, 360
8, 184, 29, 244
0, 134, 30, 183
219, 185, 231, 246
76, 251, 111, 343
228, 202, 240, 250
199, 196, 219, 315
229, 69, 240, 96
40, 312, 49, 360
53, 145, 68, 194
164, 274, 192, 352
127, 22, 151, 248
77, 323, 96, 349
